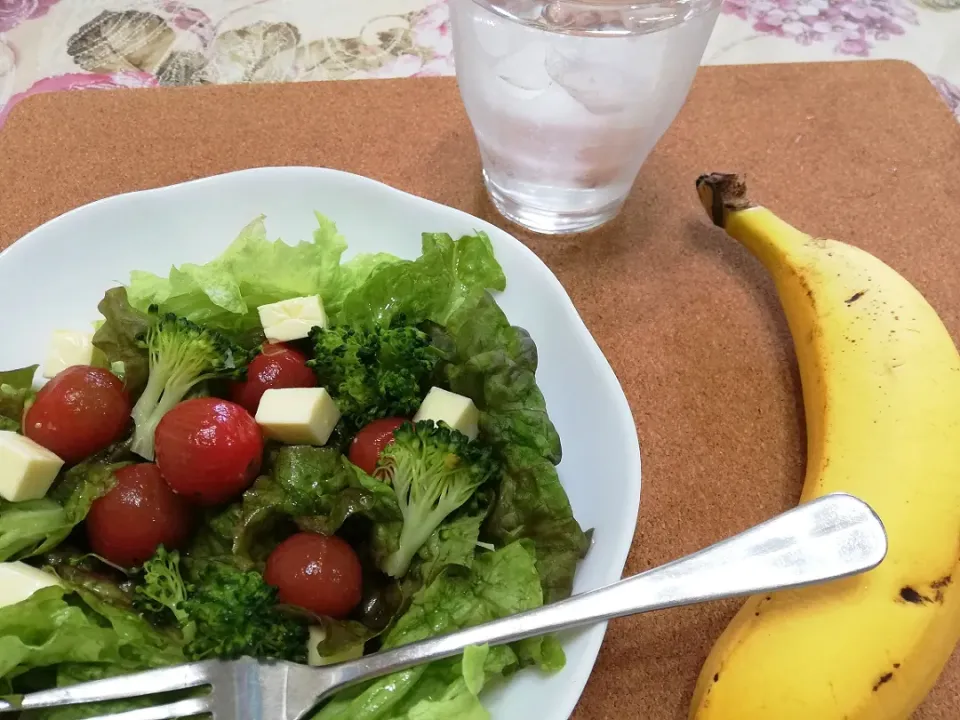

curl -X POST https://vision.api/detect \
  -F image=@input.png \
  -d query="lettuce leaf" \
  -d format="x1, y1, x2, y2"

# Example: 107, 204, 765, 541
438, 294, 588, 603
126, 217, 507, 341
400, 645, 517, 720
486, 446, 589, 605
314, 541, 558, 720
323, 645, 516, 720
410, 495, 490, 588
232, 446, 401, 568
0, 499, 71, 562
0, 457, 125, 563
91, 288, 150, 398
126, 215, 394, 337
441, 295, 561, 463
309, 617, 377, 667
336, 232, 506, 328
48, 461, 124, 528
0, 585, 183, 696
0, 365, 37, 432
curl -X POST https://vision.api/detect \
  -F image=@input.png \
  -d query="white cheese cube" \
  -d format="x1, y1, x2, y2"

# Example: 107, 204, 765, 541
0, 562, 61, 608
256, 388, 340, 446
307, 625, 364, 666
257, 296, 328, 342
42, 330, 105, 379
0, 432, 64, 502
414, 387, 480, 440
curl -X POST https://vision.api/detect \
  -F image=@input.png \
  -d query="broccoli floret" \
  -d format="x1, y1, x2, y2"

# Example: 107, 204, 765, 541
134, 548, 305, 661
377, 421, 499, 578
130, 308, 248, 459
181, 561, 307, 662
307, 319, 440, 435
134, 546, 193, 633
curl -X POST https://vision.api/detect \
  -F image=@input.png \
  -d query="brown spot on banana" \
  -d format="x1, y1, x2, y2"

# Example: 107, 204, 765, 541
931, 575, 952, 602
898, 577, 952, 604
872, 672, 894, 692
899, 586, 929, 604
845, 290, 867, 305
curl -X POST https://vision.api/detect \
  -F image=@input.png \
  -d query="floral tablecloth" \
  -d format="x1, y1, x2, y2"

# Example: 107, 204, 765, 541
0, 0, 957, 128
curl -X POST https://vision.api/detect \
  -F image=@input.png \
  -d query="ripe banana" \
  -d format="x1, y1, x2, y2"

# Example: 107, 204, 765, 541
690, 173, 960, 720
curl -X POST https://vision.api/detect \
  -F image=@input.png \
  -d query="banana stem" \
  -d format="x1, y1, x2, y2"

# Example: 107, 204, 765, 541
695, 173, 813, 274
695, 173, 755, 229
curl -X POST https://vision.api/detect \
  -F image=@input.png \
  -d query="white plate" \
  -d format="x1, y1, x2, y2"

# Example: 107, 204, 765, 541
0, 167, 641, 720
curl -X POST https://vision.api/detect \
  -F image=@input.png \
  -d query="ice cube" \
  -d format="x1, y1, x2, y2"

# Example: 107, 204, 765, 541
545, 46, 631, 115
469, 0, 545, 60
503, 0, 547, 21
470, 10, 512, 58
494, 41, 554, 96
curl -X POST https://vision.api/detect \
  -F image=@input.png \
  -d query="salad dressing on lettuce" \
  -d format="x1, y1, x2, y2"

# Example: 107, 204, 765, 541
0, 215, 588, 719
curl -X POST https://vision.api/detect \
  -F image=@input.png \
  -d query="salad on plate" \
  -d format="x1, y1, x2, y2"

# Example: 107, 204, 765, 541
0, 214, 589, 719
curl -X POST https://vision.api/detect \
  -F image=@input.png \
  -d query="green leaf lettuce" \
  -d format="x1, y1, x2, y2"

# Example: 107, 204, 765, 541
0, 365, 37, 432
0, 459, 125, 563
336, 232, 506, 329
126, 215, 400, 337
314, 541, 561, 720
439, 293, 589, 603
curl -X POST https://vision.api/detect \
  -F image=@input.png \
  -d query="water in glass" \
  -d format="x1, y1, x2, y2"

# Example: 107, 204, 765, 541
450, 0, 721, 234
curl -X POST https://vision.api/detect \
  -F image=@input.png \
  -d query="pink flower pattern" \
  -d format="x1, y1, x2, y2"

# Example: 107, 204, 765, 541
0, 70, 157, 125
0, 0, 60, 33
929, 74, 960, 122
159, 1, 215, 46
412, 0, 453, 69
722, 0, 918, 56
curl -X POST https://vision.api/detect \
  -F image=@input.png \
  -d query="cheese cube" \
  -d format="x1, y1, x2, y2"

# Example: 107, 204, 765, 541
43, 330, 105, 378
414, 387, 480, 440
256, 388, 340, 446
257, 296, 328, 342
307, 625, 364, 667
0, 432, 63, 502
0, 562, 61, 608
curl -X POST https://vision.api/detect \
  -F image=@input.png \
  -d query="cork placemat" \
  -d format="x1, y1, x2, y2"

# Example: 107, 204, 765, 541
2, 60, 960, 718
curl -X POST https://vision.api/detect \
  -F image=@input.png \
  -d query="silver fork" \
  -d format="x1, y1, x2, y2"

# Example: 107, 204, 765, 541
0, 492, 886, 720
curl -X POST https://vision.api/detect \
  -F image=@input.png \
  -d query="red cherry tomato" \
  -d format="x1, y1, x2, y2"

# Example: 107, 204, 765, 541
86, 464, 192, 568
155, 398, 263, 506
230, 343, 316, 415
24, 366, 131, 463
264, 532, 363, 619
348, 417, 407, 475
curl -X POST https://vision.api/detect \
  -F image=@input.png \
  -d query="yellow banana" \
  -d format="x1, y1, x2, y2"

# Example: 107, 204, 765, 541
690, 173, 960, 720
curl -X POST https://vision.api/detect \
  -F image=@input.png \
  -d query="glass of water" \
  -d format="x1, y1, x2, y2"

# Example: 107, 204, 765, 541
450, 0, 721, 234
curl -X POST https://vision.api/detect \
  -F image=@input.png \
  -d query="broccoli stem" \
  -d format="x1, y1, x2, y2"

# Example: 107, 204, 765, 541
130, 365, 170, 460
129, 310, 249, 461
384, 502, 457, 578
130, 367, 202, 460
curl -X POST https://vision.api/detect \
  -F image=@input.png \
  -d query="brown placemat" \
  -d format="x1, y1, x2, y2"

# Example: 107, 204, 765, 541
2, 60, 960, 719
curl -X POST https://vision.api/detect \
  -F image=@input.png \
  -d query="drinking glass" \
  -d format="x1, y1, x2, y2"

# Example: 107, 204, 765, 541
449, 0, 722, 234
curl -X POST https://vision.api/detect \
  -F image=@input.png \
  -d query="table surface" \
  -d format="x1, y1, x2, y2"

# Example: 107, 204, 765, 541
0, 0, 957, 129
1, 61, 959, 718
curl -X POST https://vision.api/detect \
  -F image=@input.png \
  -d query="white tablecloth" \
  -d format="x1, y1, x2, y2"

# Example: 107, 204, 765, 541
1, 0, 956, 127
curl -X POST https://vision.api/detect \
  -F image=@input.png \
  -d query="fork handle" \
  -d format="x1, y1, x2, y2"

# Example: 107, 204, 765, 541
317, 492, 886, 700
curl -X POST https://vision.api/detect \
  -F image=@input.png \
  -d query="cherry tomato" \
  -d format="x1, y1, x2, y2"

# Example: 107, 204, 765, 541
155, 398, 263, 506
348, 417, 407, 475
264, 532, 363, 619
24, 366, 131, 463
86, 464, 192, 568
230, 343, 316, 415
